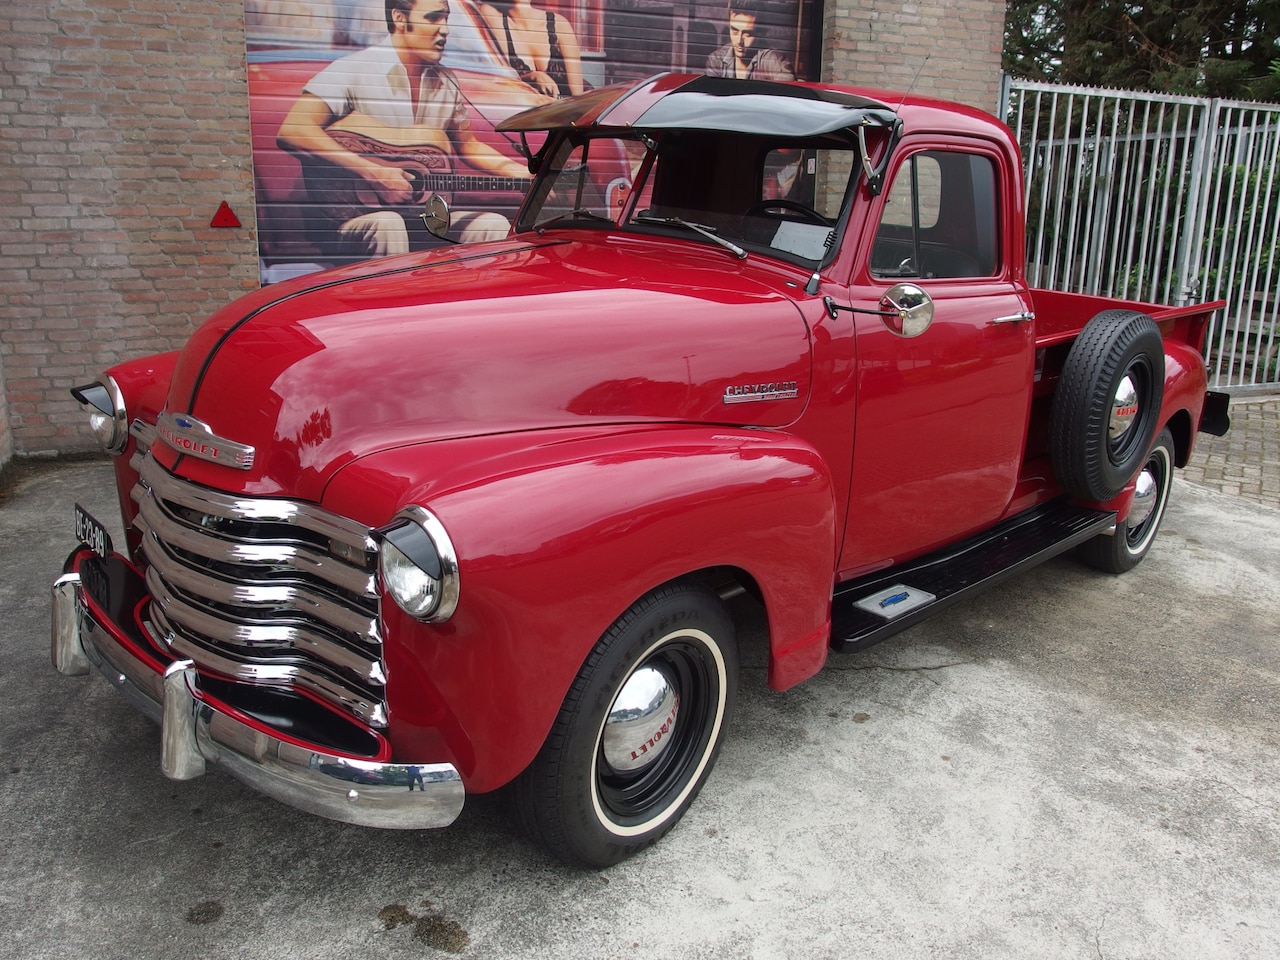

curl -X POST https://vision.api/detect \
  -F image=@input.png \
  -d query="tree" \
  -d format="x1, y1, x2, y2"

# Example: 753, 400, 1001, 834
1003, 0, 1280, 101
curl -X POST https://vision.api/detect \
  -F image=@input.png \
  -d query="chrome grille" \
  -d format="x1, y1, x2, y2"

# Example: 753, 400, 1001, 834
128, 441, 387, 728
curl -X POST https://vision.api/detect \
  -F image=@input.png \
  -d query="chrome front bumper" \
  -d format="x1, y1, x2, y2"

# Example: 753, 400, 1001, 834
51, 555, 464, 829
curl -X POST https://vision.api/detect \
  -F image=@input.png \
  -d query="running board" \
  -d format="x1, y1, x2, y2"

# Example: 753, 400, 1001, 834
830, 500, 1116, 653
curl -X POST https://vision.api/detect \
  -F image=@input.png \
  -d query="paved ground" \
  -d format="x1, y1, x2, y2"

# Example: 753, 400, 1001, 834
1183, 394, 1280, 505
1, 407, 1278, 959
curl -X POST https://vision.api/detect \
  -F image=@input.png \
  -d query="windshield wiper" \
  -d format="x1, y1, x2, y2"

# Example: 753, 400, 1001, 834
535, 209, 616, 232
634, 216, 747, 260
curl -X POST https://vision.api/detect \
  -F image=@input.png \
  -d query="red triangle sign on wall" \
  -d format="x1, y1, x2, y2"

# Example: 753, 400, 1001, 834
210, 201, 242, 228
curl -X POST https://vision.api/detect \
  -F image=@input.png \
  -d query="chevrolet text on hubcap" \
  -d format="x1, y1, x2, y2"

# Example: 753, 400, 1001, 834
591, 629, 728, 838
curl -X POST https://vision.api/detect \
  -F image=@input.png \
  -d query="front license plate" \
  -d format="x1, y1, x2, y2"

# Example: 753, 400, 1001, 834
74, 503, 113, 560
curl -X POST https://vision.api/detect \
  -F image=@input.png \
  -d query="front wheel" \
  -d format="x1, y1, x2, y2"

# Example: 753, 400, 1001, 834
1076, 428, 1175, 573
512, 583, 739, 867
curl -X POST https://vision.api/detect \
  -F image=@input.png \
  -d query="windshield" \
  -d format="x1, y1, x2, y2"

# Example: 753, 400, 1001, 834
516, 129, 865, 268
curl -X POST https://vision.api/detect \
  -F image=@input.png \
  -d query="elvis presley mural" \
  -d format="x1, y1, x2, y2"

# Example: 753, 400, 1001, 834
245, 0, 821, 281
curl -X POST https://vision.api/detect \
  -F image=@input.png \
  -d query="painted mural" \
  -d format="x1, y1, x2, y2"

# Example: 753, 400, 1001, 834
245, 0, 819, 281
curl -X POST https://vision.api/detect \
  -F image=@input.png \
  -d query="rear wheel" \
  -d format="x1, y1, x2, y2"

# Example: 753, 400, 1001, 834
513, 583, 738, 867
1076, 428, 1175, 573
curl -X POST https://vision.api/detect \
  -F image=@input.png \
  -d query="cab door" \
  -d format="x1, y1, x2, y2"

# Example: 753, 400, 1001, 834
838, 143, 1036, 577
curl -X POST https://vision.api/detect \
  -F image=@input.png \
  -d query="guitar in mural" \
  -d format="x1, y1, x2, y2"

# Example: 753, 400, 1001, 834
300, 112, 530, 223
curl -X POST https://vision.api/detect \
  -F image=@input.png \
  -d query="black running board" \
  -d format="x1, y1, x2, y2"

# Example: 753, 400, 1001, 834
830, 499, 1116, 653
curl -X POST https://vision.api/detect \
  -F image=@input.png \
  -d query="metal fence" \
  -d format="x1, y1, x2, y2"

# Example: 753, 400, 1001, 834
999, 78, 1280, 392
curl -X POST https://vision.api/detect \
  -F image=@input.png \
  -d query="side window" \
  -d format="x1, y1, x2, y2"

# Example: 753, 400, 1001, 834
871, 150, 999, 280
880, 154, 941, 230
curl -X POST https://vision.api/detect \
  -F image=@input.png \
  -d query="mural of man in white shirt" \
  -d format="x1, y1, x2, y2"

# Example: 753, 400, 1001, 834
277, 0, 531, 257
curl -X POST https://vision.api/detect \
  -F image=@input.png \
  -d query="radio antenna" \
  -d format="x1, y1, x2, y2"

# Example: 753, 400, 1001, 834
897, 53, 931, 109
894, 0, 958, 108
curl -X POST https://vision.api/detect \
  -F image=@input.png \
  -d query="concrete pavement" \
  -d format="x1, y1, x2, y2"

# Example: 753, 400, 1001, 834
1, 448, 1278, 960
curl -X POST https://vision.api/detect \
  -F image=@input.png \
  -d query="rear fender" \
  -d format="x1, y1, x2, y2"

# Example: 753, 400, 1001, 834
1094, 338, 1208, 519
1159, 338, 1210, 467
323, 425, 838, 791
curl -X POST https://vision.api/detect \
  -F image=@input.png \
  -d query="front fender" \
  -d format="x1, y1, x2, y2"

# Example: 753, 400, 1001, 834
322, 425, 837, 792
101, 352, 179, 559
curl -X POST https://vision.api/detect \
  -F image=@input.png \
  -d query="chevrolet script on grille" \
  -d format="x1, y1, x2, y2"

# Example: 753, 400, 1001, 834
155, 411, 256, 469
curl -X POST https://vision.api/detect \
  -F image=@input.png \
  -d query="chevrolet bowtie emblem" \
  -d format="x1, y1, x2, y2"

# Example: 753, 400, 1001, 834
156, 411, 255, 470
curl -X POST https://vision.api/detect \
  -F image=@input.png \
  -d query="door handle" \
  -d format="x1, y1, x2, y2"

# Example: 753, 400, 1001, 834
989, 311, 1035, 325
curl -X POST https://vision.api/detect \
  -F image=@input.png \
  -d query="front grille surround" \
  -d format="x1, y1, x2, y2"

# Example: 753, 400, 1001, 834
128, 439, 388, 729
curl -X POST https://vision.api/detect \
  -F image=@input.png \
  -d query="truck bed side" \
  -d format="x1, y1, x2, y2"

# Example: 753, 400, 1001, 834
1029, 288, 1223, 352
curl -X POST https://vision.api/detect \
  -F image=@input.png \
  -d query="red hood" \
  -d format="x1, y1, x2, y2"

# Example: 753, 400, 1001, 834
158, 233, 813, 500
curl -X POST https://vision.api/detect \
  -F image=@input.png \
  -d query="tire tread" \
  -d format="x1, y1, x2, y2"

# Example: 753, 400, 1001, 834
1051, 310, 1164, 500
510, 583, 735, 867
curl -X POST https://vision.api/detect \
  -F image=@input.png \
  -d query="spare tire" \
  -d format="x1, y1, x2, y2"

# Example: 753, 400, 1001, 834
1051, 309, 1164, 501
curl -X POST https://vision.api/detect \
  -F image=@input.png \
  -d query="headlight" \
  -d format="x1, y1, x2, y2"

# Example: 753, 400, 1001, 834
381, 540, 442, 618
70, 377, 128, 455
377, 506, 460, 622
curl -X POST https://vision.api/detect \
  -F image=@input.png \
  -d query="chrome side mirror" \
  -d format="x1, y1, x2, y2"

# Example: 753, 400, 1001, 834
420, 193, 452, 239
880, 282, 934, 337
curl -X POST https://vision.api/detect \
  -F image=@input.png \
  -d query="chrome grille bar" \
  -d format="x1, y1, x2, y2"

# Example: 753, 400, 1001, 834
130, 419, 157, 469
130, 453, 388, 730
139, 456, 376, 558
136, 521, 379, 643
146, 610, 388, 728
144, 566, 383, 683
133, 491, 377, 600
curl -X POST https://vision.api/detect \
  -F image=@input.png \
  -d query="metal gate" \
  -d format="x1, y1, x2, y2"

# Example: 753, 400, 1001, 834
999, 78, 1280, 392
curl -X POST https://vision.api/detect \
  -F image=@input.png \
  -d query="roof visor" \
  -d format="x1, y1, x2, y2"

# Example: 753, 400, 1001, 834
497, 74, 899, 138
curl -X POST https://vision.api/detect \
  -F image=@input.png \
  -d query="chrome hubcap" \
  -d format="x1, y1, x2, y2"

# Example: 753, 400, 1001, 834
1109, 374, 1139, 440
1129, 464, 1159, 528
602, 666, 679, 773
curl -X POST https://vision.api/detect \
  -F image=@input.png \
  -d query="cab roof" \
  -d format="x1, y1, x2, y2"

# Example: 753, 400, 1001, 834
496, 73, 900, 138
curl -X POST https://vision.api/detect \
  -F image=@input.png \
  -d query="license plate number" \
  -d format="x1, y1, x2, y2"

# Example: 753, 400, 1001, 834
74, 503, 113, 560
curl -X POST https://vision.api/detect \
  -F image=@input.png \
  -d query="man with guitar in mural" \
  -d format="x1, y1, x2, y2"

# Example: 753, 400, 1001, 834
278, 0, 532, 257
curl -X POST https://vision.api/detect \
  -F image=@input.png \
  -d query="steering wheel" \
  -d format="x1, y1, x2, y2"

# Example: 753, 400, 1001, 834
743, 199, 829, 225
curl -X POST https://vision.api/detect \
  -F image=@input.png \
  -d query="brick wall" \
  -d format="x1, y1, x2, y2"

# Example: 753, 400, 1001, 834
0, 0, 1005, 467
821, 0, 1007, 111
0, 0, 258, 461
0, 366, 11, 465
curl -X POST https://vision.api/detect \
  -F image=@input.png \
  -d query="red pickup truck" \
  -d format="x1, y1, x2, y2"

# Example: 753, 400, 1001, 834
53, 74, 1230, 868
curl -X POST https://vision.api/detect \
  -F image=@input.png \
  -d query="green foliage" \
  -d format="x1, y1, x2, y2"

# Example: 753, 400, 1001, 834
1003, 0, 1065, 82
1004, 0, 1280, 102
